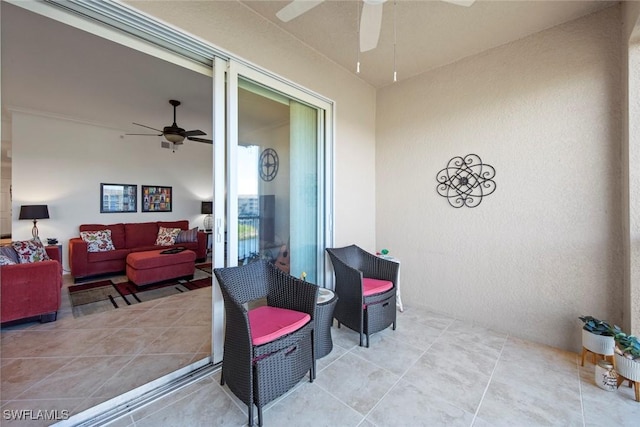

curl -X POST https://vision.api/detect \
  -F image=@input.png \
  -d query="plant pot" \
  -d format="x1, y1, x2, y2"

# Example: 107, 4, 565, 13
615, 353, 640, 382
582, 329, 615, 356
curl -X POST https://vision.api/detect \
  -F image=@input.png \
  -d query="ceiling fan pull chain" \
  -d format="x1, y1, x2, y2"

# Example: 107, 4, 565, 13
393, 0, 397, 82
356, 0, 361, 74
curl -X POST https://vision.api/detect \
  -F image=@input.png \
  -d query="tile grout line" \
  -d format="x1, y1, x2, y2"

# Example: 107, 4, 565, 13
576, 355, 587, 427
356, 318, 452, 424
470, 333, 509, 426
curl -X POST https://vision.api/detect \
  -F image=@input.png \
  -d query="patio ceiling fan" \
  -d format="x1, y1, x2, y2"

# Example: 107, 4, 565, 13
276, 0, 476, 52
126, 100, 212, 145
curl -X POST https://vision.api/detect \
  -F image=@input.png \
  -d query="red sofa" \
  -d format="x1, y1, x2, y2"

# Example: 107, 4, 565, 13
69, 220, 207, 282
1, 246, 62, 324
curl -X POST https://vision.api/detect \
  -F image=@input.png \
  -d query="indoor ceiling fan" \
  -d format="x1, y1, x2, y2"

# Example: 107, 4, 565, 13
127, 99, 212, 145
276, 0, 476, 52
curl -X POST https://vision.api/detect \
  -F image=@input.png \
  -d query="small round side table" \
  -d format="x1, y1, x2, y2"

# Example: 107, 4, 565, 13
315, 288, 338, 359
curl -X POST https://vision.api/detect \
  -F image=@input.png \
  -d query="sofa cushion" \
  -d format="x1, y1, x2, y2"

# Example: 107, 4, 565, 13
0, 254, 16, 265
124, 222, 158, 248
80, 223, 125, 249
80, 230, 116, 252
175, 227, 199, 243
155, 226, 181, 246
87, 248, 130, 263
157, 220, 189, 231
11, 239, 50, 263
0, 246, 20, 264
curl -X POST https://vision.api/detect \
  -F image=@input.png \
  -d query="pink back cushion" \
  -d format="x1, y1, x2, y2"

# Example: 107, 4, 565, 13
79, 223, 125, 249
248, 306, 311, 346
363, 278, 393, 296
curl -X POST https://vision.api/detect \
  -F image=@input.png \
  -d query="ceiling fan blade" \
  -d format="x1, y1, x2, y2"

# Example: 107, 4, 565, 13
125, 133, 163, 136
360, 1, 385, 52
188, 137, 213, 144
183, 129, 207, 137
440, 0, 476, 7
132, 122, 163, 132
276, 0, 325, 22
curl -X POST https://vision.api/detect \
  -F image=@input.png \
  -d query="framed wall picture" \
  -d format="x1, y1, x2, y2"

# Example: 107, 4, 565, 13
100, 183, 137, 213
142, 185, 172, 212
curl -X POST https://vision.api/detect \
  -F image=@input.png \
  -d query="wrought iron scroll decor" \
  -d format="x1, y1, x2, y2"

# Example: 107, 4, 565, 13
436, 154, 496, 208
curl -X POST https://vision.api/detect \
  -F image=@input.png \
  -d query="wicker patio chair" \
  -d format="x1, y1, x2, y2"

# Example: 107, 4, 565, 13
326, 245, 398, 347
213, 260, 318, 427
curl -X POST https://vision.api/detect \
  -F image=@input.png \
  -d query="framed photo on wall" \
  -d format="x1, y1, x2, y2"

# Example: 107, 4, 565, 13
142, 185, 172, 212
100, 183, 137, 213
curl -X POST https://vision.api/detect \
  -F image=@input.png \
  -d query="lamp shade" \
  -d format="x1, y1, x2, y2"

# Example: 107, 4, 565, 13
201, 201, 213, 215
19, 205, 50, 220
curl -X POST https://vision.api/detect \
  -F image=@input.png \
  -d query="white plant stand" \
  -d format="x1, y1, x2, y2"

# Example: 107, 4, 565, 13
614, 353, 640, 402
581, 329, 615, 366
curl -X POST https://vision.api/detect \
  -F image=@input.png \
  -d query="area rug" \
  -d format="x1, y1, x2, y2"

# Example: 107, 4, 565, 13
68, 276, 212, 318
196, 263, 212, 274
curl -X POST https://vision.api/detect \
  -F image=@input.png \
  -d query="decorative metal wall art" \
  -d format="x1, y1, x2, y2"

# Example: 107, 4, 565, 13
436, 154, 496, 208
260, 148, 279, 182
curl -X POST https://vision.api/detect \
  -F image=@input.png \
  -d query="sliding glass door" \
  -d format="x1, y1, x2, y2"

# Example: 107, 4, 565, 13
225, 62, 332, 280
211, 61, 333, 364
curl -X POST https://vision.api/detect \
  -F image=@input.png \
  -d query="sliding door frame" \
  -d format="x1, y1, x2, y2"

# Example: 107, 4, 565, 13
4, 0, 335, 420
226, 60, 334, 289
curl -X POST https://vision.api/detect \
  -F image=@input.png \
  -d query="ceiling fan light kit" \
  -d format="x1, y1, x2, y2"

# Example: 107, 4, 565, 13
126, 99, 212, 147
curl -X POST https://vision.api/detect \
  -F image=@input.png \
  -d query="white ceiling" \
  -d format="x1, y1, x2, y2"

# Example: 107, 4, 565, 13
1, 1, 297, 160
240, 0, 616, 88
1, 2, 213, 140
0, 0, 617, 159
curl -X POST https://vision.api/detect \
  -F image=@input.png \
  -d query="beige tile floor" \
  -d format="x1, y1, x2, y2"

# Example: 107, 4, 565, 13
1, 269, 212, 427
3, 273, 640, 426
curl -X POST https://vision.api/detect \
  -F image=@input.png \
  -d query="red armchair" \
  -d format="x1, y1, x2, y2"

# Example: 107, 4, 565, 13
1, 246, 62, 324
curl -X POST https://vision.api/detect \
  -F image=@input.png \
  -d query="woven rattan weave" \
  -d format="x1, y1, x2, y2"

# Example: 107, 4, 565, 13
214, 260, 318, 426
326, 245, 398, 347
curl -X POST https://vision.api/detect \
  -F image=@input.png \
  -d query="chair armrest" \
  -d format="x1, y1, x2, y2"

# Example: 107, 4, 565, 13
359, 249, 400, 285
68, 237, 89, 278
45, 246, 61, 263
267, 267, 319, 318
196, 231, 207, 259
328, 254, 364, 305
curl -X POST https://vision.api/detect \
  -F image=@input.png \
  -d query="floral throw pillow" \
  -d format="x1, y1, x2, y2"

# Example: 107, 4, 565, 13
11, 239, 51, 263
155, 227, 181, 246
80, 229, 116, 252
0, 254, 16, 265
175, 227, 199, 243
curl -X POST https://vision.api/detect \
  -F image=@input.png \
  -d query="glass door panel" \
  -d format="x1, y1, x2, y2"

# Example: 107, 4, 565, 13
230, 67, 329, 286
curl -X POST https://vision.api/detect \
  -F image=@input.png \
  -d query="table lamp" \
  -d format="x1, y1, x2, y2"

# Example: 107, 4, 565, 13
201, 201, 213, 231
19, 204, 49, 239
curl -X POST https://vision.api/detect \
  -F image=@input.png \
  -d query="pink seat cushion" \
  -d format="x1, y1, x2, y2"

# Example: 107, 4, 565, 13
249, 306, 311, 346
363, 278, 393, 296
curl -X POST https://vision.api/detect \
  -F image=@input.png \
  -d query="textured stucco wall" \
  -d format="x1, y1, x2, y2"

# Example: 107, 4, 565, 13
623, 0, 640, 339
376, 6, 622, 352
125, 0, 378, 254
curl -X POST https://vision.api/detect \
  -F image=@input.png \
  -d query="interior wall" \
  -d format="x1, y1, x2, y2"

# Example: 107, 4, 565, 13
124, 1, 378, 255
11, 111, 213, 272
376, 6, 622, 352
0, 152, 10, 237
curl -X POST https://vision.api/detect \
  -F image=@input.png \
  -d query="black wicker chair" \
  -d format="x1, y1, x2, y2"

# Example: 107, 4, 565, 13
213, 260, 318, 427
326, 245, 398, 347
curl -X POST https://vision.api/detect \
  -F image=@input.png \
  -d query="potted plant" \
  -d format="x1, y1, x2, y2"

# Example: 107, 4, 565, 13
579, 315, 615, 366
609, 325, 640, 401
